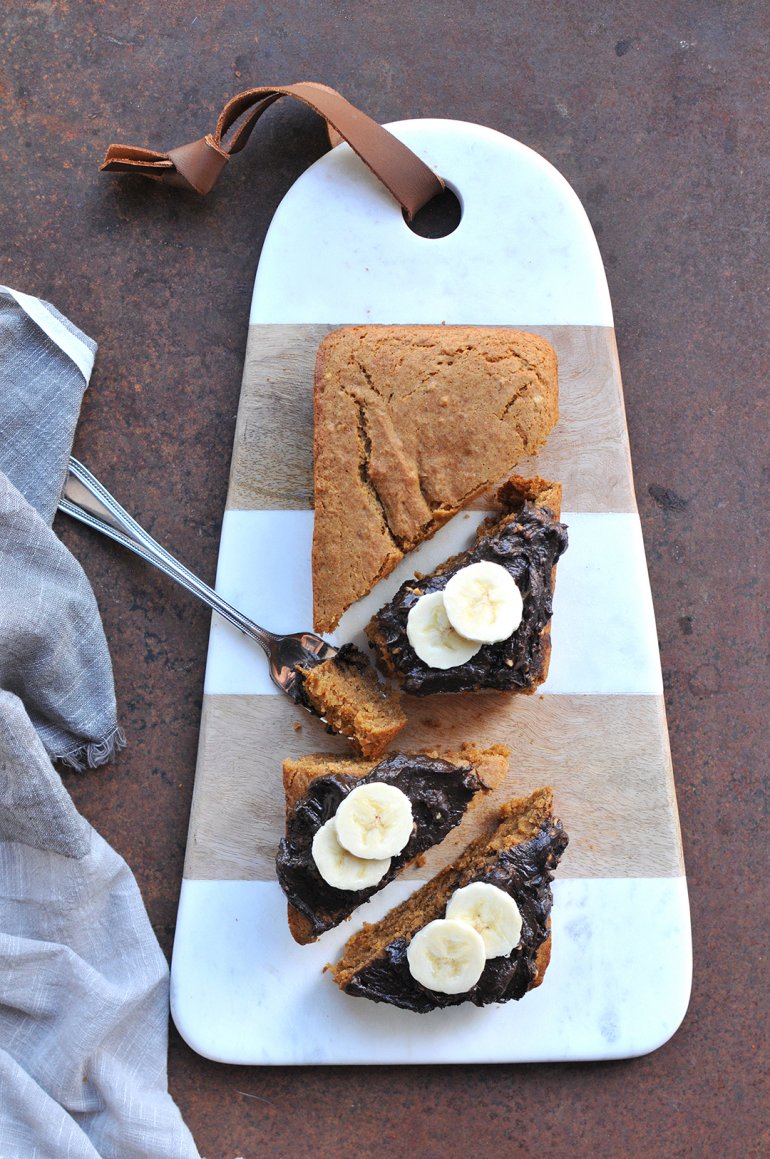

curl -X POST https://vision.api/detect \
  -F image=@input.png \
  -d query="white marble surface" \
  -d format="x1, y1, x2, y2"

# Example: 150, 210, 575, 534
172, 118, 690, 1064
204, 509, 663, 697
250, 119, 613, 328
171, 877, 691, 1065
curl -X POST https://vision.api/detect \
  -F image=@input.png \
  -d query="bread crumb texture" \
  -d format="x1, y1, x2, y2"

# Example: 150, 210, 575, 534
300, 653, 406, 759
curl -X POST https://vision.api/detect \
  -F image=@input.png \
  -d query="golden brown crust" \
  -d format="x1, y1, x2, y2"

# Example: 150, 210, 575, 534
495, 472, 562, 520
282, 753, 375, 814
530, 925, 552, 989
287, 904, 316, 945
282, 743, 510, 813
312, 326, 559, 632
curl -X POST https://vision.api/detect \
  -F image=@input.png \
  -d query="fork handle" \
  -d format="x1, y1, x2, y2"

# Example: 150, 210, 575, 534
60, 457, 277, 652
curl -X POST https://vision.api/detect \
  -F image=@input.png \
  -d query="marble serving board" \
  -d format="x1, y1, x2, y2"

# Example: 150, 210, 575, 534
169, 119, 691, 1065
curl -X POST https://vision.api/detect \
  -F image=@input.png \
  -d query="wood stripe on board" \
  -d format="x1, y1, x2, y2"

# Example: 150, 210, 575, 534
225, 324, 636, 515
184, 691, 682, 882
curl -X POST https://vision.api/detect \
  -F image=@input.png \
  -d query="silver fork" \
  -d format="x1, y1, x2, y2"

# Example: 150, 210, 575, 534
59, 457, 337, 708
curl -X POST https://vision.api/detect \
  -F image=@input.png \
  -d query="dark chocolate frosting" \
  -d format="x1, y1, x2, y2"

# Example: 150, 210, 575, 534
342, 818, 568, 1011
368, 502, 568, 695
276, 753, 483, 938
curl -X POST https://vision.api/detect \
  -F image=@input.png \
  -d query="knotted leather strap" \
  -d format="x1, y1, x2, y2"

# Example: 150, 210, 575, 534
100, 81, 443, 220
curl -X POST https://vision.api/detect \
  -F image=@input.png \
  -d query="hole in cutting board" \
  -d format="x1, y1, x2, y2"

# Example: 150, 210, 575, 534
404, 186, 462, 238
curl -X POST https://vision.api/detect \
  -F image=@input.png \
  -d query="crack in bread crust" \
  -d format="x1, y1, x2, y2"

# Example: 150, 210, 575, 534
352, 398, 404, 552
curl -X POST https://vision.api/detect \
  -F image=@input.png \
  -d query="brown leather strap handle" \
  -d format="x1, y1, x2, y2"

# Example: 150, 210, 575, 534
100, 81, 443, 221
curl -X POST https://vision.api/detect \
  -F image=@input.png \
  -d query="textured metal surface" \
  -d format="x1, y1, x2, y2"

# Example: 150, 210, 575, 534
0, 2, 767, 1156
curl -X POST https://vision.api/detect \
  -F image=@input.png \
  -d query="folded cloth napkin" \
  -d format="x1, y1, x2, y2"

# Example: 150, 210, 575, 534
0, 287, 200, 1159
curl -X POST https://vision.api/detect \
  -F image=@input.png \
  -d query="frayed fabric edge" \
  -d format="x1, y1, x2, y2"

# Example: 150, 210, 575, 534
54, 726, 127, 772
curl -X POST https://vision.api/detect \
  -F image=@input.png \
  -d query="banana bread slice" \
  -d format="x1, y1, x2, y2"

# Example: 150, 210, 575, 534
365, 474, 568, 695
312, 326, 559, 633
295, 643, 406, 759
331, 787, 567, 1010
276, 744, 510, 945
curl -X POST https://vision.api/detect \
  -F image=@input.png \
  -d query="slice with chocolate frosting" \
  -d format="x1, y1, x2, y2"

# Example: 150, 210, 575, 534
366, 475, 568, 696
331, 786, 567, 1011
276, 745, 510, 944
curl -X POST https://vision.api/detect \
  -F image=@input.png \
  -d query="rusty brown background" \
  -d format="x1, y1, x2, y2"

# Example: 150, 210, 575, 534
1, 2, 767, 1157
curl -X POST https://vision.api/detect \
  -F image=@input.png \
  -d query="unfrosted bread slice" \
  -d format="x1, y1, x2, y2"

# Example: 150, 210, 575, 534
312, 326, 559, 633
276, 745, 510, 945
330, 786, 568, 1011
295, 643, 406, 759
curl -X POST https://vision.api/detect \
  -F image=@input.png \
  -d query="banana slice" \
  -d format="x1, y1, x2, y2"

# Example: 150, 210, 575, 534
445, 881, 523, 958
311, 818, 390, 890
406, 591, 482, 669
442, 561, 523, 644
406, 918, 487, 995
334, 782, 414, 860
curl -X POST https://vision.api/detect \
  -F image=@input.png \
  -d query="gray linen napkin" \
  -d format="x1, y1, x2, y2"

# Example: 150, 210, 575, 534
0, 287, 200, 1159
